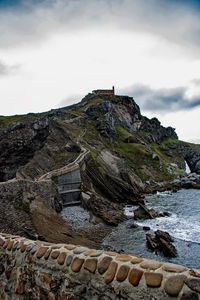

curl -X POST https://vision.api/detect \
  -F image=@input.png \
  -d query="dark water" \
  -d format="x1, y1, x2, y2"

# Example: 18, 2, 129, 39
61, 189, 200, 269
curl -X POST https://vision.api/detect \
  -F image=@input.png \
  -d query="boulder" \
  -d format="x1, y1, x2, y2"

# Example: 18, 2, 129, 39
134, 203, 166, 220
146, 230, 177, 257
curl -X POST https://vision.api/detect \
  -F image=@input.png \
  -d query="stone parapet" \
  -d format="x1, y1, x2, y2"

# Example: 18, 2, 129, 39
0, 233, 199, 299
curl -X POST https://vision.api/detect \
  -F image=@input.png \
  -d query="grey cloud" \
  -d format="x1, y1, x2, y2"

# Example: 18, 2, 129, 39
0, 0, 200, 54
0, 60, 19, 76
119, 83, 200, 112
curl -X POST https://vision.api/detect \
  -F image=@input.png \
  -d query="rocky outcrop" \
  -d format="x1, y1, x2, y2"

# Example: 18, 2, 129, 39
84, 95, 178, 143
80, 156, 143, 225
140, 117, 178, 143
182, 145, 200, 174
145, 172, 200, 194
134, 203, 169, 220
0, 117, 49, 181
84, 95, 142, 136
146, 230, 177, 257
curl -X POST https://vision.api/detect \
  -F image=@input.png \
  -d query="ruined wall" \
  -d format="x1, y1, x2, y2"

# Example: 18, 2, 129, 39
0, 233, 199, 300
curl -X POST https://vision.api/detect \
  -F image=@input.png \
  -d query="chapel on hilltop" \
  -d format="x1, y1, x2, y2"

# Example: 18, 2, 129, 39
92, 86, 115, 96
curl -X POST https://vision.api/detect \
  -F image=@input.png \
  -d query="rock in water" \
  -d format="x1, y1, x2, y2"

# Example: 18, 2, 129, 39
146, 230, 177, 257
134, 203, 166, 220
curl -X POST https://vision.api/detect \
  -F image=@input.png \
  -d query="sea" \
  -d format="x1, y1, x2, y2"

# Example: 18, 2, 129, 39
61, 188, 200, 269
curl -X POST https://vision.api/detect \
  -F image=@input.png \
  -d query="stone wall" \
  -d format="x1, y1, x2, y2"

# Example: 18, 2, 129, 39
0, 233, 199, 300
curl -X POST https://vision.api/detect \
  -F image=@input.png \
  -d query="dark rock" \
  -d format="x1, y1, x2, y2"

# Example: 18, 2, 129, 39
184, 278, 200, 293
146, 233, 159, 250
146, 230, 177, 257
143, 226, 150, 231
155, 230, 173, 243
130, 224, 138, 229
134, 203, 162, 220
159, 237, 177, 257
123, 136, 141, 144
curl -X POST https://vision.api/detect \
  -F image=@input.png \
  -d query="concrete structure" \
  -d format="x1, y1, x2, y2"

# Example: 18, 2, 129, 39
92, 86, 115, 96
0, 233, 199, 299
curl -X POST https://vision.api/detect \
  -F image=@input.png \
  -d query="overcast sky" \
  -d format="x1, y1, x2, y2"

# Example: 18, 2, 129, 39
0, 0, 200, 142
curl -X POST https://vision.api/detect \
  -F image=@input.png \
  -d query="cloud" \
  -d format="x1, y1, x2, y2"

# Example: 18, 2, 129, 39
0, 0, 200, 55
0, 60, 19, 76
120, 83, 200, 112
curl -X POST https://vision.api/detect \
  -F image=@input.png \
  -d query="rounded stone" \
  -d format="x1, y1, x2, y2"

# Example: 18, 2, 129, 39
98, 256, 113, 275
64, 245, 76, 250
164, 275, 186, 297
128, 268, 144, 286
116, 265, 130, 282
104, 261, 118, 284
144, 272, 163, 287
90, 250, 103, 257
44, 249, 52, 260
162, 263, 186, 273
104, 252, 117, 256
116, 254, 131, 262
36, 247, 48, 259
50, 250, 60, 259
73, 247, 88, 254
84, 249, 96, 256
71, 257, 85, 272
140, 260, 162, 270
20, 243, 27, 252
66, 255, 73, 266
131, 257, 143, 264
84, 258, 98, 273
184, 278, 200, 293
7, 240, 14, 251
57, 252, 67, 265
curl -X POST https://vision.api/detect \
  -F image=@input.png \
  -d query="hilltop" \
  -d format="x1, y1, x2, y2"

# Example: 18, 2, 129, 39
1, 93, 200, 245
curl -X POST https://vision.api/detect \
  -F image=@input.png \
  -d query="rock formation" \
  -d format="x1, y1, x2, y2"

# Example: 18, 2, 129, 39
0, 93, 200, 244
146, 230, 177, 257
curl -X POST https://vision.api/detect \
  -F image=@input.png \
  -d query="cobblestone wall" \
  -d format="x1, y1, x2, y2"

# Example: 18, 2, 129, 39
0, 233, 200, 300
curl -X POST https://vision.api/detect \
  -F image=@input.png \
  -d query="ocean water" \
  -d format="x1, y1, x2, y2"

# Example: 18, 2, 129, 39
61, 189, 200, 269
103, 189, 200, 269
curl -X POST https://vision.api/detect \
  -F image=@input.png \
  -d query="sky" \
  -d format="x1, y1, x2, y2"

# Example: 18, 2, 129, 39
0, 0, 200, 143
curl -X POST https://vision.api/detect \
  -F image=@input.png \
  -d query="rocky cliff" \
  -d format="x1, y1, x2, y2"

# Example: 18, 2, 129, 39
0, 93, 200, 244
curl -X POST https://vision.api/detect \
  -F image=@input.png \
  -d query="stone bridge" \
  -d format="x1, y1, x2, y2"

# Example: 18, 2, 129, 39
0, 233, 199, 299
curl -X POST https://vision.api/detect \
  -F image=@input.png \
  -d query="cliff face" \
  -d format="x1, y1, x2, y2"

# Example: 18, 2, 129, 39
0, 93, 200, 241
1, 93, 199, 185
